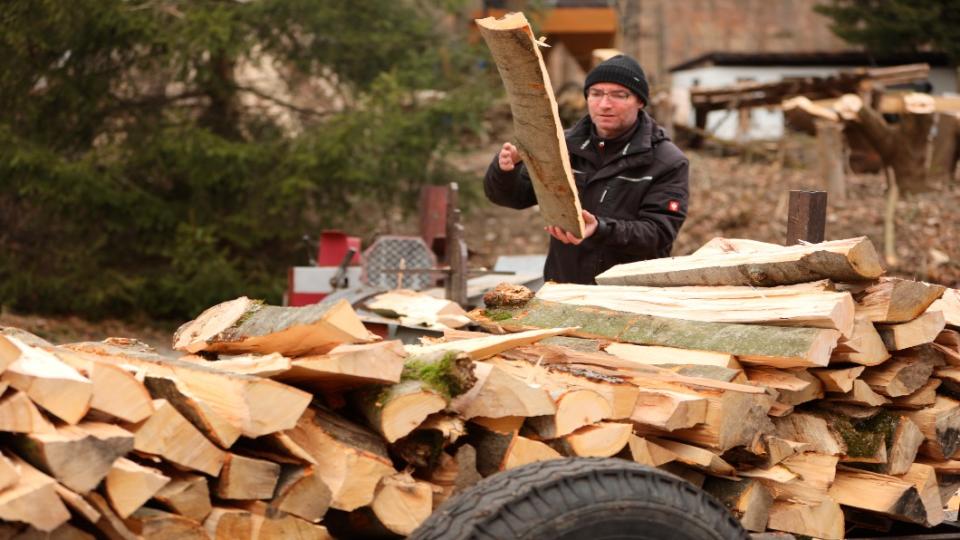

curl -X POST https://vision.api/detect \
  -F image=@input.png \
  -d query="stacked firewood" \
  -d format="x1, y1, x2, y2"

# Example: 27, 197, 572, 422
1, 236, 959, 539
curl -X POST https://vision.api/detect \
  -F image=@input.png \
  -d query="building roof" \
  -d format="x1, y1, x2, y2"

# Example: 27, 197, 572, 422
669, 51, 951, 73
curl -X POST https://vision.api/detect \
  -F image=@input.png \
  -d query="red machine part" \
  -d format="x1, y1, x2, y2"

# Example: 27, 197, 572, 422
286, 230, 363, 306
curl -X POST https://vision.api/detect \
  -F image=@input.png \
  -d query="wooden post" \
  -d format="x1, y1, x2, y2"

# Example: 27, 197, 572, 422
445, 183, 468, 307
814, 119, 847, 203
785, 190, 827, 245
419, 186, 448, 255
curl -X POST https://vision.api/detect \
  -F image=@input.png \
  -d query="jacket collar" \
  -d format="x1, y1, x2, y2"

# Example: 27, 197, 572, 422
567, 110, 663, 161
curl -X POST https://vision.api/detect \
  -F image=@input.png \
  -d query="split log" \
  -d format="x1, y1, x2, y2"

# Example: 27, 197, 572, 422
931, 288, 960, 328
0, 456, 71, 532
892, 378, 941, 409
405, 327, 573, 362
268, 466, 332, 523
630, 388, 707, 431
549, 422, 632, 458
193, 352, 291, 378
449, 361, 555, 420
273, 341, 406, 393
702, 477, 773, 532
215, 453, 280, 500
54, 483, 101, 524
901, 462, 944, 527
13, 422, 134, 493
595, 236, 884, 286
877, 310, 946, 351
356, 380, 447, 443
495, 348, 640, 418
0, 336, 92, 424
85, 491, 139, 540
767, 495, 845, 540
172, 296, 378, 356
773, 413, 845, 456
366, 289, 470, 329
203, 508, 257, 539
525, 389, 611, 438
536, 282, 855, 336
862, 355, 935, 397
904, 395, 960, 460
88, 363, 154, 423
884, 416, 925, 475
0, 453, 18, 493
637, 385, 773, 451
391, 413, 466, 468
470, 424, 561, 476
105, 458, 170, 519
370, 472, 433, 537
0, 390, 55, 434
123, 507, 209, 540
258, 512, 332, 540
152, 473, 212, 523
284, 407, 395, 511
475, 12, 584, 237
829, 466, 927, 524
832, 317, 890, 366
65, 340, 312, 438
762, 437, 811, 467
826, 379, 890, 407
745, 368, 823, 405
143, 374, 241, 448
127, 399, 225, 476
604, 342, 740, 369
476, 295, 841, 368
624, 435, 676, 467
647, 437, 734, 475
423, 445, 482, 506
811, 366, 865, 393
845, 277, 945, 323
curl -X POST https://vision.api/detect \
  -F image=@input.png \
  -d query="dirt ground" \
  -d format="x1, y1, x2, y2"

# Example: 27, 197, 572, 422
3, 134, 958, 349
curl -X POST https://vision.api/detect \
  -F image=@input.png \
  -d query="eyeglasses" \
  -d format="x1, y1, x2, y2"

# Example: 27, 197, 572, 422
587, 89, 633, 102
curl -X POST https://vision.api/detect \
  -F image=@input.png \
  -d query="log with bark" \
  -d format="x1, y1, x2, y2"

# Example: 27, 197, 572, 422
475, 12, 584, 237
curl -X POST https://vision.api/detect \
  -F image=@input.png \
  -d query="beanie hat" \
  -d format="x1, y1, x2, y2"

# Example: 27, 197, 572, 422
584, 55, 649, 106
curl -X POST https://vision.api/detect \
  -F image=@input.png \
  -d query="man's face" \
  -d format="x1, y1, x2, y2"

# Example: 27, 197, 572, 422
586, 82, 643, 139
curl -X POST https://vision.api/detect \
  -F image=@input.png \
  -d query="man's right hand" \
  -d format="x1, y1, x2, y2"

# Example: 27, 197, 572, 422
498, 142, 521, 172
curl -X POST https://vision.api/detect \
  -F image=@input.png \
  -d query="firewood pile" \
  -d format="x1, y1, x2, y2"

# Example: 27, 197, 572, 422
1, 236, 960, 539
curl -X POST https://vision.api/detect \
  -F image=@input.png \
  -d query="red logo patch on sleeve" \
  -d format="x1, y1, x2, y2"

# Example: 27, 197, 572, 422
668, 200, 680, 212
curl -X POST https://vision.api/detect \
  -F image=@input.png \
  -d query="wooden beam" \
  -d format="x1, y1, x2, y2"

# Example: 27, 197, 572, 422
595, 236, 884, 287
475, 297, 841, 368
475, 13, 584, 237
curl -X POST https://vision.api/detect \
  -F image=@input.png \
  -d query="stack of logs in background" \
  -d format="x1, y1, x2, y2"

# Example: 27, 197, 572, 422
1, 236, 960, 539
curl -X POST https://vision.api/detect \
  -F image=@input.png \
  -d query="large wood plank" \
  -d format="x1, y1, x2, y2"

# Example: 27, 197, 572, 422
475, 12, 584, 237
596, 236, 884, 286
537, 282, 855, 336
474, 297, 840, 368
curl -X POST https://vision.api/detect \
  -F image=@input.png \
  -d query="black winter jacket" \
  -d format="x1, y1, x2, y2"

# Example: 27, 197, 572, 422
484, 111, 689, 284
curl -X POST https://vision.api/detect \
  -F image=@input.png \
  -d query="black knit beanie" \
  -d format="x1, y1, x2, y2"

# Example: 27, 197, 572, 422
584, 54, 649, 106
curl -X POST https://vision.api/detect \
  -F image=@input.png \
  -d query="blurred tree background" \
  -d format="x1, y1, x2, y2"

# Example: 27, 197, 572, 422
815, 0, 960, 62
0, 0, 495, 320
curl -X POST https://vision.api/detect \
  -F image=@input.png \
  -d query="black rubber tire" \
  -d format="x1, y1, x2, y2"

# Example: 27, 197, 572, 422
410, 457, 749, 540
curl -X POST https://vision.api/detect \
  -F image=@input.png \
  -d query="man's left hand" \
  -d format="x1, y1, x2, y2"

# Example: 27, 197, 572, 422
545, 209, 598, 245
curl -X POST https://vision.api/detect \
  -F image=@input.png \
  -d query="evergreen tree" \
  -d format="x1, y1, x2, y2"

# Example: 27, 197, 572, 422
815, 0, 960, 62
0, 0, 495, 319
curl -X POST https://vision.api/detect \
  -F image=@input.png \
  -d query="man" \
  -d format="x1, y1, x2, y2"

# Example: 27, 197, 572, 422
484, 54, 689, 284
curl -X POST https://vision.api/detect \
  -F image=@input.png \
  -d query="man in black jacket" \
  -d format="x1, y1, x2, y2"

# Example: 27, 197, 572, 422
484, 54, 689, 284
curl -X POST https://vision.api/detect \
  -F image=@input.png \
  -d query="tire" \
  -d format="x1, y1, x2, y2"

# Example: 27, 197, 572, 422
410, 457, 749, 540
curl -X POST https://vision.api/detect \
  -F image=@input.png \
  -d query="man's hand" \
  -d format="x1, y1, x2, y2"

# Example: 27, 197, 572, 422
545, 209, 598, 245
498, 142, 522, 172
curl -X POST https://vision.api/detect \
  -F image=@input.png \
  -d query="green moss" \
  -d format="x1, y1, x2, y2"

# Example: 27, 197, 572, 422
401, 351, 467, 399
831, 410, 899, 458
233, 299, 265, 327
483, 309, 515, 322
